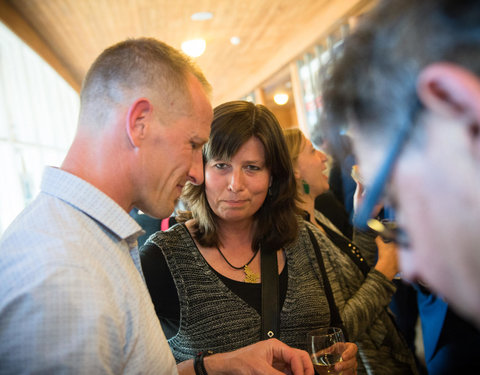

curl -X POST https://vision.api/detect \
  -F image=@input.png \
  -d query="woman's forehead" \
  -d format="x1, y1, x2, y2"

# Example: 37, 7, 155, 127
209, 135, 263, 159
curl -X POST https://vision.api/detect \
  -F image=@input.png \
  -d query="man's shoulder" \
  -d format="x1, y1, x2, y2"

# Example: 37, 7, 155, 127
0, 192, 107, 289
1, 192, 91, 250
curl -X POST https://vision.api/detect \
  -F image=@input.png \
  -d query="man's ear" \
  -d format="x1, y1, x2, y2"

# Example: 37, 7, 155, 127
126, 98, 152, 148
417, 63, 480, 147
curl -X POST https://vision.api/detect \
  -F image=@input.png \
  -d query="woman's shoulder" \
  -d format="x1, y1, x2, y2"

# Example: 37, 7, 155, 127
297, 216, 318, 236
294, 213, 330, 235
285, 217, 312, 250
145, 222, 190, 249
141, 222, 201, 270
297, 218, 338, 254
314, 209, 343, 235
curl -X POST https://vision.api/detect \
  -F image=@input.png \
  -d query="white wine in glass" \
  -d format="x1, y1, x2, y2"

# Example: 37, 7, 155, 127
307, 327, 346, 375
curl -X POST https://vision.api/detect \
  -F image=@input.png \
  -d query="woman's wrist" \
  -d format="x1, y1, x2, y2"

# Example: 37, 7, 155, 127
194, 350, 215, 375
202, 353, 233, 375
374, 262, 397, 281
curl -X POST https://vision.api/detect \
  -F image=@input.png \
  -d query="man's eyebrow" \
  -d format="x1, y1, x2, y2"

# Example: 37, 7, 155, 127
191, 135, 208, 145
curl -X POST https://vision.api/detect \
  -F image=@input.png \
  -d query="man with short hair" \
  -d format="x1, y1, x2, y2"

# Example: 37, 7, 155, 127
0, 38, 337, 374
320, 0, 480, 373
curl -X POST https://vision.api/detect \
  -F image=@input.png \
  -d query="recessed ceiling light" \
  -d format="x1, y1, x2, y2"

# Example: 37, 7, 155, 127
191, 12, 213, 21
230, 36, 241, 45
181, 39, 206, 57
274, 93, 289, 105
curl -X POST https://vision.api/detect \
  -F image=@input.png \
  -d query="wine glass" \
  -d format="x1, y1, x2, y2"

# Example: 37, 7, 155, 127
306, 327, 346, 375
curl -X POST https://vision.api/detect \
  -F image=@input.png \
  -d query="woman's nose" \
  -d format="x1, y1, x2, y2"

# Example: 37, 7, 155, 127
318, 150, 328, 163
228, 169, 244, 192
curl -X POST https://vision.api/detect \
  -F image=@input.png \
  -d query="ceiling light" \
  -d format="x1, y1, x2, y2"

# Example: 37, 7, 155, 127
181, 39, 206, 57
230, 36, 241, 45
191, 12, 213, 21
274, 93, 289, 105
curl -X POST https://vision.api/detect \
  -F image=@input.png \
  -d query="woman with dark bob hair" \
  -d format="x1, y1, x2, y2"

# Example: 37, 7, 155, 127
181, 100, 298, 253
140, 101, 358, 374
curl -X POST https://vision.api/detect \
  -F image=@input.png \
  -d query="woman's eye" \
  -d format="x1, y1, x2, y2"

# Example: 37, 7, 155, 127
246, 165, 260, 171
214, 163, 228, 169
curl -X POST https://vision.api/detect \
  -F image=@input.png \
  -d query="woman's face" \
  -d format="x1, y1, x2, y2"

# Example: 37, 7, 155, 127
205, 136, 271, 225
296, 138, 329, 197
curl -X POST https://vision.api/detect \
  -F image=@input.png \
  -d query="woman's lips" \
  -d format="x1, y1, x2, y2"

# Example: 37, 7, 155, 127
223, 199, 247, 206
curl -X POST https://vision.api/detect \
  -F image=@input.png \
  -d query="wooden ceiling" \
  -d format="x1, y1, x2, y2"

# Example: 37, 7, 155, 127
0, 0, 372, 106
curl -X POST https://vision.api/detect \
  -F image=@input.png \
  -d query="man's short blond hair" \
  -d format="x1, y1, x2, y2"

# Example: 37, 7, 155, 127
79, 37, 211, 126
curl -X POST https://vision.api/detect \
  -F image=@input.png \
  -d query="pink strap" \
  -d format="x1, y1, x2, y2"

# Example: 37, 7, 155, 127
161, 217, 170, 231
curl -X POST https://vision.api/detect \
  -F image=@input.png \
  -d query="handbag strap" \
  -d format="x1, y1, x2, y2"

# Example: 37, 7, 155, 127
261, 247, 280, 340
306, 226, 349, 341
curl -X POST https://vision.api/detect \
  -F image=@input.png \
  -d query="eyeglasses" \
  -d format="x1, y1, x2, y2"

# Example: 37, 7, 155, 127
352, 100, 421, 246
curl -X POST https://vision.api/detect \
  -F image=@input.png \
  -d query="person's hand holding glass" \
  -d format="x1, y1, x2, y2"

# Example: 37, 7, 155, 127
307, 327, 348, 375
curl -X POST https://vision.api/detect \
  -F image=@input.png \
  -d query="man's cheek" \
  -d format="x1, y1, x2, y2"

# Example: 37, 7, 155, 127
398, 249, 416, 282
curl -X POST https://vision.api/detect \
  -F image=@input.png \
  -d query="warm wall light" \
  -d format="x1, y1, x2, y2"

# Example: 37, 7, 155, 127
274, 93, 289, 105
230, 36, 241, 45
181, 39, 206, 57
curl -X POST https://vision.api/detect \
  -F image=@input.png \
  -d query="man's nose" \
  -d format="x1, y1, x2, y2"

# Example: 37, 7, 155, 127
187, 151, 204, 186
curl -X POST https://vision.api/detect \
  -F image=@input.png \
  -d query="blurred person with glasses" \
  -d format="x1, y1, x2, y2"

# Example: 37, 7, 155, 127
317, 0, 480, 373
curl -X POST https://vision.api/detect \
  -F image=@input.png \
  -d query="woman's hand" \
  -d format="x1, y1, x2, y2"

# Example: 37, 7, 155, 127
374, 236, 399, 280
335, 342, 358, 374
352, 171, 383, 219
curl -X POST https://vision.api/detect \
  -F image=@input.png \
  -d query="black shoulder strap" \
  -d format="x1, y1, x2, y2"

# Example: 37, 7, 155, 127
316, 220, 370, 277
306, 226, 349, 341
261, 248, 280, 340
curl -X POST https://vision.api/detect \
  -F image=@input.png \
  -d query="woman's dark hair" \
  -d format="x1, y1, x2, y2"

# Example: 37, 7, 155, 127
181, 100, 299, 252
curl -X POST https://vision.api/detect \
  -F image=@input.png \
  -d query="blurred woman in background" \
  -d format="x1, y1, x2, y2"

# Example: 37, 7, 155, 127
283, 127, 418, 374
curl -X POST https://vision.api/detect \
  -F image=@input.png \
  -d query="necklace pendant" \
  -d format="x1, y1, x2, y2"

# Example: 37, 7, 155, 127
244, 264, 260, 283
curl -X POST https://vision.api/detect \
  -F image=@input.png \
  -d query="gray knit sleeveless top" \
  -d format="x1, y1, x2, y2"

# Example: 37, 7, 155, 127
148, 223, 330, 363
